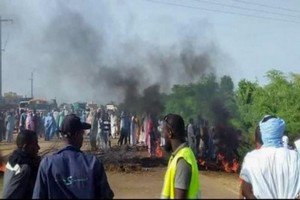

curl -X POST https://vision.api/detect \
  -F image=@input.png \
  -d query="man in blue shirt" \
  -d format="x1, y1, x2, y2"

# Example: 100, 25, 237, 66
118, 111, 130, 146
32, 114, 114, 199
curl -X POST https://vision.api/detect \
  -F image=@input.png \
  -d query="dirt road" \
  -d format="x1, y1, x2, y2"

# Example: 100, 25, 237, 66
108, 168, 240, 199
0, 135, 240, 198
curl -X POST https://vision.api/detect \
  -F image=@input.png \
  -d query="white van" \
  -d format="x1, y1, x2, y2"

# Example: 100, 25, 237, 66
19, 101, 29, 112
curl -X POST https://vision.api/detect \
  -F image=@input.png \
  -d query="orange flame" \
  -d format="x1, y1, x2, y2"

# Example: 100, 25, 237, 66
198, 159, 207, 170
155, 141, 163, 158
231, 159, 240, 173
198, 159, 206, 166
217, 153, 240, 173
0, 162, 6, 173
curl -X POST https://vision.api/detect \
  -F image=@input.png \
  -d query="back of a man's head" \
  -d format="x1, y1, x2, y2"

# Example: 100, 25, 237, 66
259, 115, 285, 148
16, 129, 37, 149
60, 114, 91, 138
164, 113, 186, 141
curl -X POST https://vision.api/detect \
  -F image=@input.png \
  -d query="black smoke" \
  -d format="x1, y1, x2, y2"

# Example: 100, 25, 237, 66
0, 1, 230, 109
210, 98, 241, 163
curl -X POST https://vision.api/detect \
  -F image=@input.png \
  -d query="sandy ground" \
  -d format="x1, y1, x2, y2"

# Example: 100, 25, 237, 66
107, 168, 240, 199
0, 133, 240, 199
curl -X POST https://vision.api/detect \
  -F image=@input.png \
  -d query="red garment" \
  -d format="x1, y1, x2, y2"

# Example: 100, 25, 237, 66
145, 118, 153, 155
147, 118, 153, 135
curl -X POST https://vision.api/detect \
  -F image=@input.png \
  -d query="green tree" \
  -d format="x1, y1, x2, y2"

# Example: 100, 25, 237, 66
236, 70, 300, 143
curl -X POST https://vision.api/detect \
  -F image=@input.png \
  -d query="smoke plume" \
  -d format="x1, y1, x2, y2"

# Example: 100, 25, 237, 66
0, 1, 231, 110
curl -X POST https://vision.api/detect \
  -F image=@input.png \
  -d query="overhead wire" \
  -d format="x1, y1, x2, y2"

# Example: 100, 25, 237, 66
144, 0, 300, 24
231, 0, 300, 14
191, 0, 300, 19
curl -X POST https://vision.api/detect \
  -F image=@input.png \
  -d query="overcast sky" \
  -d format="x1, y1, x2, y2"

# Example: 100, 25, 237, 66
0, 0, 299, 104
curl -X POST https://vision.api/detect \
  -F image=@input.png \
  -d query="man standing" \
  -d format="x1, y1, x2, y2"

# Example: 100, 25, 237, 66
158, 116, 165, 147
25, 111, 34, 131
194, 115, 203, 157
140, 112, 148, 145
19, 109, 27, 133
89, 111, 98, 151
5, 111, 15, 143
0, 112, 5, 141
14, 110, 20, 134
118, 111, 130, 146
58, 109, 65, 134
32, 110, 39, 135
240, 115, 300, 198
130, 113, 137, 146
161, 113, 200, 199
52, 109, 60, 139
146, 114, 155, 157
110, 111, 118, 139
44, 112, 56, 141
99, 111, 111, 150
32, 114, 114, 199
201, 120, 209, 159
2, 130, 41, 198
187, 118, 197, 157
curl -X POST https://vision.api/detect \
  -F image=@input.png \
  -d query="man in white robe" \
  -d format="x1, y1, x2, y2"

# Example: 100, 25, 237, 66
110, 112, 117, 139
240, 115, 300, 199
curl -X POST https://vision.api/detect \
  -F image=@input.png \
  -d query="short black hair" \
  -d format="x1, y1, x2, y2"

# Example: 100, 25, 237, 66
261, 115, 277, 123
164, 113, 185, 140
16, 129, 37, 149
255, 126, 263, 145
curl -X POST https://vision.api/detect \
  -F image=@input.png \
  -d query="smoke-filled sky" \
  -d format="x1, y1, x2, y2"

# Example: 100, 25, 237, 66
0, 0, 300, 104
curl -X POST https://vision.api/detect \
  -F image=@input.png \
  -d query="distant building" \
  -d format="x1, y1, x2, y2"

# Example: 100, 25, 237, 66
3, 92, 23, 105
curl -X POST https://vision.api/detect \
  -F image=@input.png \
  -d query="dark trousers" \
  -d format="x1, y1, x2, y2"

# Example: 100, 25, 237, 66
0, 126, 3, 141
118, 128, 128, 145
90, 132, 97, 150
196, 135, 201, 155
150, 134, 156, 156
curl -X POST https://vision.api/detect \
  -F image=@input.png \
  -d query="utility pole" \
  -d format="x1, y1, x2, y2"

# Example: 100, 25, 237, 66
29, 71, 34, 98
0, 16, 13, 102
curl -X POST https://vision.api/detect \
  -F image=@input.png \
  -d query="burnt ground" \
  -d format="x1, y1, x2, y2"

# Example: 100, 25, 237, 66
87, 144, 168, 173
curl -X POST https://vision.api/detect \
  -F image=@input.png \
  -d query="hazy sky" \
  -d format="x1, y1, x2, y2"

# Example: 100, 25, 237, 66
0, 0, 299, 104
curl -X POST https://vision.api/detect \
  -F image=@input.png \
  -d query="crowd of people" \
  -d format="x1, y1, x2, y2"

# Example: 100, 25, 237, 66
86, 108, 241, 163
1, 111, 201, 199
3, 108, 300, 198
0, 111, 18, 143
0, 105, 239, 163
0, 108, 69, 143
85, 109, 164, 157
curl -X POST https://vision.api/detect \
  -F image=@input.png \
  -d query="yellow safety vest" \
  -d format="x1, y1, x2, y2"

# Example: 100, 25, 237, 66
161, 147, 201, 199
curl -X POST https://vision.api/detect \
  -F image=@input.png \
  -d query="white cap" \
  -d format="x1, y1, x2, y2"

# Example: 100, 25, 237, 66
282, 135, 289, 144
